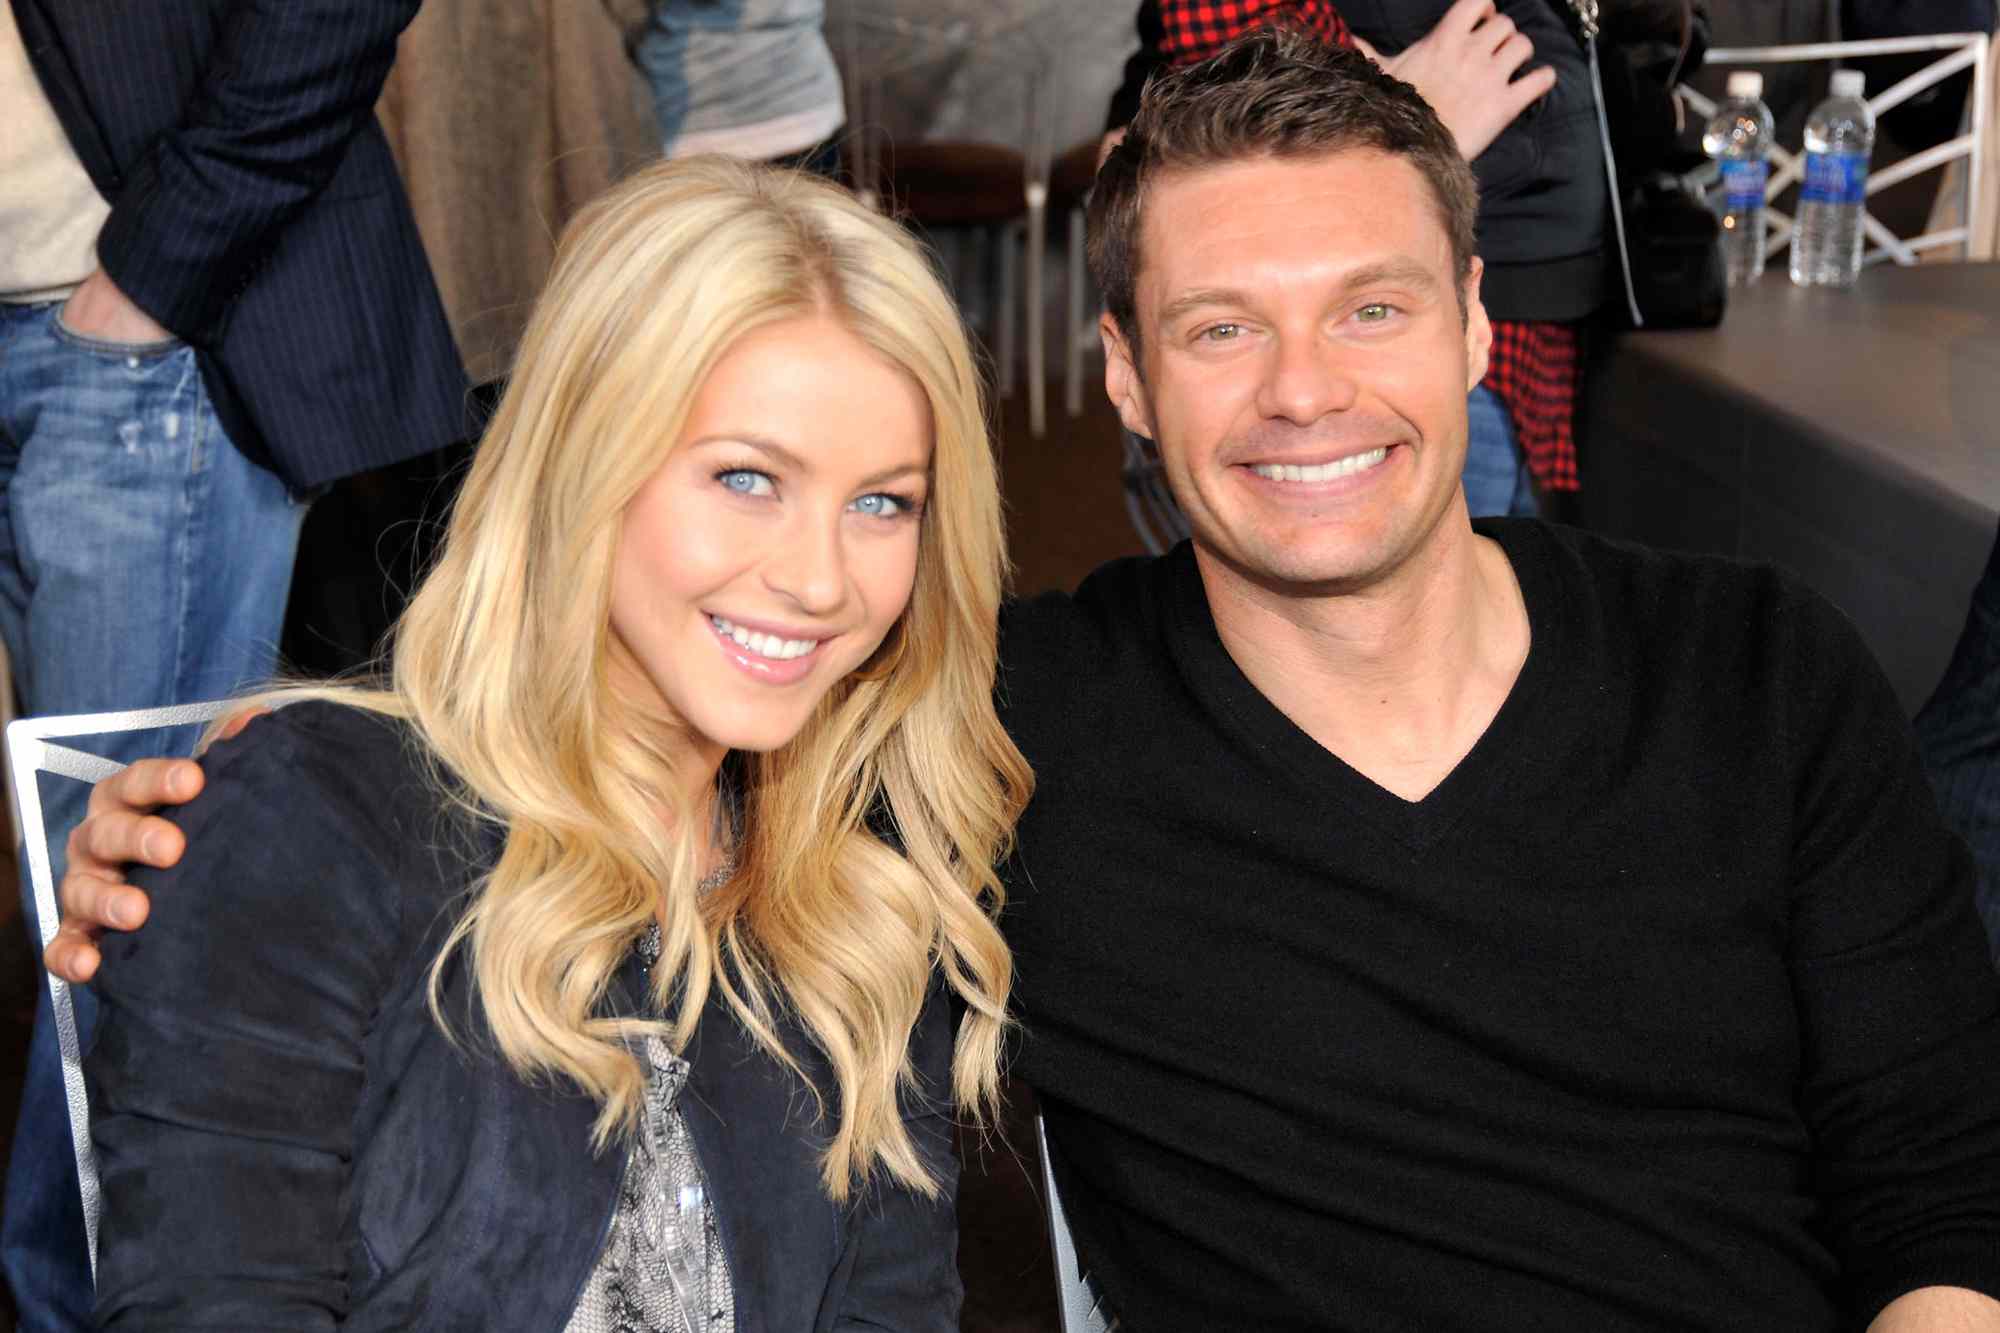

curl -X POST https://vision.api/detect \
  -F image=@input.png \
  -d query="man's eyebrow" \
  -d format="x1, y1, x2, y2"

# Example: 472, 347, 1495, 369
1338, 258, 1445, 296
1156, 287, 1255, 328
1154, 259, 1446, 329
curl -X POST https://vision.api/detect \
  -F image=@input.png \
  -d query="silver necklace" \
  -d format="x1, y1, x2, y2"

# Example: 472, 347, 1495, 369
638, 854, 736, 971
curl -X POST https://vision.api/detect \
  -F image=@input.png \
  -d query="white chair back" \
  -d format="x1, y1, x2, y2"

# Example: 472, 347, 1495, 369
1682, 32, 1993, 266
6, 700, 234, 1280
1036, 1111, 1116, 1333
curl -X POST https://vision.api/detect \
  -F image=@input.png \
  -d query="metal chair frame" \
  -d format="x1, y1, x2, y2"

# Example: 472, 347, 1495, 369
837, 2, 1106, 440
7, 699, 234, 1280
1036, 1111, 1116, 1333
1682, 32, 1992, 266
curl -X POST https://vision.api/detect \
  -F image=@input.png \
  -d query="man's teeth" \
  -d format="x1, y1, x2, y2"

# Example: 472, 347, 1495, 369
1251, 448, 1389, 483
710, 616, 818, 660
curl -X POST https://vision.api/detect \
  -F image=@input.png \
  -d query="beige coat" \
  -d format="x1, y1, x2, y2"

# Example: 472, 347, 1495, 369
376, 0, 659, 384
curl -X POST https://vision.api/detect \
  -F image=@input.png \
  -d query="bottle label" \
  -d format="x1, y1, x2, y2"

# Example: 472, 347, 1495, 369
1720, 158, 1767, 211
1801, 150, 1869, 206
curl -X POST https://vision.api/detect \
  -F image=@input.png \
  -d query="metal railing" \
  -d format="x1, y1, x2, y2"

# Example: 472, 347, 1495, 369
1681, 32, 1992, 266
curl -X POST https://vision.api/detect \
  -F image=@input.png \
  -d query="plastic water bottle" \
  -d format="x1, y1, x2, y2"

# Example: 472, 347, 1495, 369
1702, 71, 1775, 288
1791, 70, 1875, 287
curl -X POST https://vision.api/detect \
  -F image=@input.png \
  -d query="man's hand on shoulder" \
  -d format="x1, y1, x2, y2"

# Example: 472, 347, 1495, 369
43, 708, 263, 984
59, 268, 175, 346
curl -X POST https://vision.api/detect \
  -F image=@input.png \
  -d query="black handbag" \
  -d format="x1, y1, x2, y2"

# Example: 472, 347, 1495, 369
1618, 170, 1727, 327
1580, 0, 1727, 328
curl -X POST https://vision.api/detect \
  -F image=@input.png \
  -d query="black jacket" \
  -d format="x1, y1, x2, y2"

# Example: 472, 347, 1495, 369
86, 704, 963, 1331
1113, 0, 1609, 322
9, 0, 468, 489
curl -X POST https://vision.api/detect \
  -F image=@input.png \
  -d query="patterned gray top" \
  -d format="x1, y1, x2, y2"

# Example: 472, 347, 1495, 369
564, 924, 735, 1333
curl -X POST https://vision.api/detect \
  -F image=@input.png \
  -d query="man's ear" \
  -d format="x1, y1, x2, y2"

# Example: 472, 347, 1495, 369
1461, 257, 1493, 391
1100, 312, 1156, 440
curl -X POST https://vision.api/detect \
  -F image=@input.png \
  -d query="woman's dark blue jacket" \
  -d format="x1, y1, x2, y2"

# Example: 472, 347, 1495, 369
85, 702, 963, 1330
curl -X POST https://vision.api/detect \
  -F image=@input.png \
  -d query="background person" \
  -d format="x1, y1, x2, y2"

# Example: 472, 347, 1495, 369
637, 0, 846, 175
0, 2, 465, 1325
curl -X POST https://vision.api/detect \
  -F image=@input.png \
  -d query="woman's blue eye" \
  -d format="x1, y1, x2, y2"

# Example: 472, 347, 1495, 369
718, 469, 774, 497
849, 492, 913, 518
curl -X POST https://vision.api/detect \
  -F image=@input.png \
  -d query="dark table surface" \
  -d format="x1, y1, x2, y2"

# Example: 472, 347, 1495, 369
1581, 262, 2000, 712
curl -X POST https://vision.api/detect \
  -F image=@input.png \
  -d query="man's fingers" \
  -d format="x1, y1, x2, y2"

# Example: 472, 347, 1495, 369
215, 705, 270, 743
86, 757, 202, 819
1473, 12, 1519, 56
1494, 31, 1537, 77
71, 808, 183, 873
1440, 0, 1499, 38
43, 921, 102, 986
59, 869, 149, 933
1505, 64, 1559, 114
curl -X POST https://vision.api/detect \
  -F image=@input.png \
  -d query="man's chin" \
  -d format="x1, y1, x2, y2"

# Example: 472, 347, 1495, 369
1196, 529, 1402, 600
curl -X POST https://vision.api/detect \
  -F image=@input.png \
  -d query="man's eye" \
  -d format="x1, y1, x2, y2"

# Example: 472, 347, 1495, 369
849, 492, 918, 519
1355, 303, 1396, 323
717, 469, 775, 497
1196, 323, 1244, 343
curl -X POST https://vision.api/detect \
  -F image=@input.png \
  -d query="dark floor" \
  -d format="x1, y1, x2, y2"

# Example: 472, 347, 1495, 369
0, 376, 1140, 1332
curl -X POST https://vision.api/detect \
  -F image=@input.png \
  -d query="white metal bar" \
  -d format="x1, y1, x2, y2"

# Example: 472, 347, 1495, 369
1867, 136, 1974, 194
1865, 43, 1983, 120
1861, 211, 1919, 265
6, 729, 99, 1282
40, 742, 125, 786
1766, 142, 1805, 201
1974, 34, 1991, 258
6, 699, 231, 743
1705, 34, 1987, 64
1868, 226, 1971, 261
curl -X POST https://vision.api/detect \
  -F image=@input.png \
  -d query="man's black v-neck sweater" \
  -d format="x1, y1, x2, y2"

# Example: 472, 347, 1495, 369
997, 518, 2000, 1331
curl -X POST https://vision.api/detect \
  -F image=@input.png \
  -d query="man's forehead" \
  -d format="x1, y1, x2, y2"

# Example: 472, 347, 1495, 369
1136, 149, 1450, 305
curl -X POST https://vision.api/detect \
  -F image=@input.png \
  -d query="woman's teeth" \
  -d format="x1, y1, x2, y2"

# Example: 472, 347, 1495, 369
1251, 448, 1389, 483
711, 616, 818, 660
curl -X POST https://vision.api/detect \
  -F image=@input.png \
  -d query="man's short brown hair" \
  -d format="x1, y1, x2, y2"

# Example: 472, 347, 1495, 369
1087, 26, 1480, 358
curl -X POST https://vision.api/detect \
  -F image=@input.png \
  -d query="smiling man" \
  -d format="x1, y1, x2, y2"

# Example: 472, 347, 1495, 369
992, 27, 2000, 1332
39, 25, 2000, 1333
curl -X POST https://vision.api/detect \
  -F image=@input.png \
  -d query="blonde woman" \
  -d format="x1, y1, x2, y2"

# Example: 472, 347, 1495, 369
81, 155, 1030, 1331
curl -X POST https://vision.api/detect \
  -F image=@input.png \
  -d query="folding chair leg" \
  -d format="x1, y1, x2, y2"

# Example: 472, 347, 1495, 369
995, 222, 1018, 400
1066, 208, 1088, 420
1026, 194, 1048, 439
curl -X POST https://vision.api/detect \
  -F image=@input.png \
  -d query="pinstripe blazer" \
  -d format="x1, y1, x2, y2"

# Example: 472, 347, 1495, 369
11, 0, 469, 490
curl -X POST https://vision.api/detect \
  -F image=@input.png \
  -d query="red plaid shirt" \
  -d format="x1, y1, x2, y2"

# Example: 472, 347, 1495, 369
1156, 0, 1582, 491
1159, 0, 1352, 59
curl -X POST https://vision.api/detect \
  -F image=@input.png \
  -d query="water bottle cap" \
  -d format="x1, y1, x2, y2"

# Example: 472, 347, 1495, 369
1726, 70, 1764, 99
1830, 69, 1865, 99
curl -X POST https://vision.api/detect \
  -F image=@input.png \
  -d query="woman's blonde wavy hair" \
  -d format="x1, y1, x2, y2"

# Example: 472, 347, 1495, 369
260, 156, 1030, 1199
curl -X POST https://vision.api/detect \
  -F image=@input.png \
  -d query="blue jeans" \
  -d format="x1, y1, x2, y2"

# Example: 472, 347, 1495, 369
1916, 521, 2000, 964
1463, 383, 1538, 519
0, 299, 307, 1328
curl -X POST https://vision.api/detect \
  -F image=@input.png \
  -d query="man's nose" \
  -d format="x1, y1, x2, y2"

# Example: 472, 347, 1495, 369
1257, 332, 1360, 426
762, 511, 848, 617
